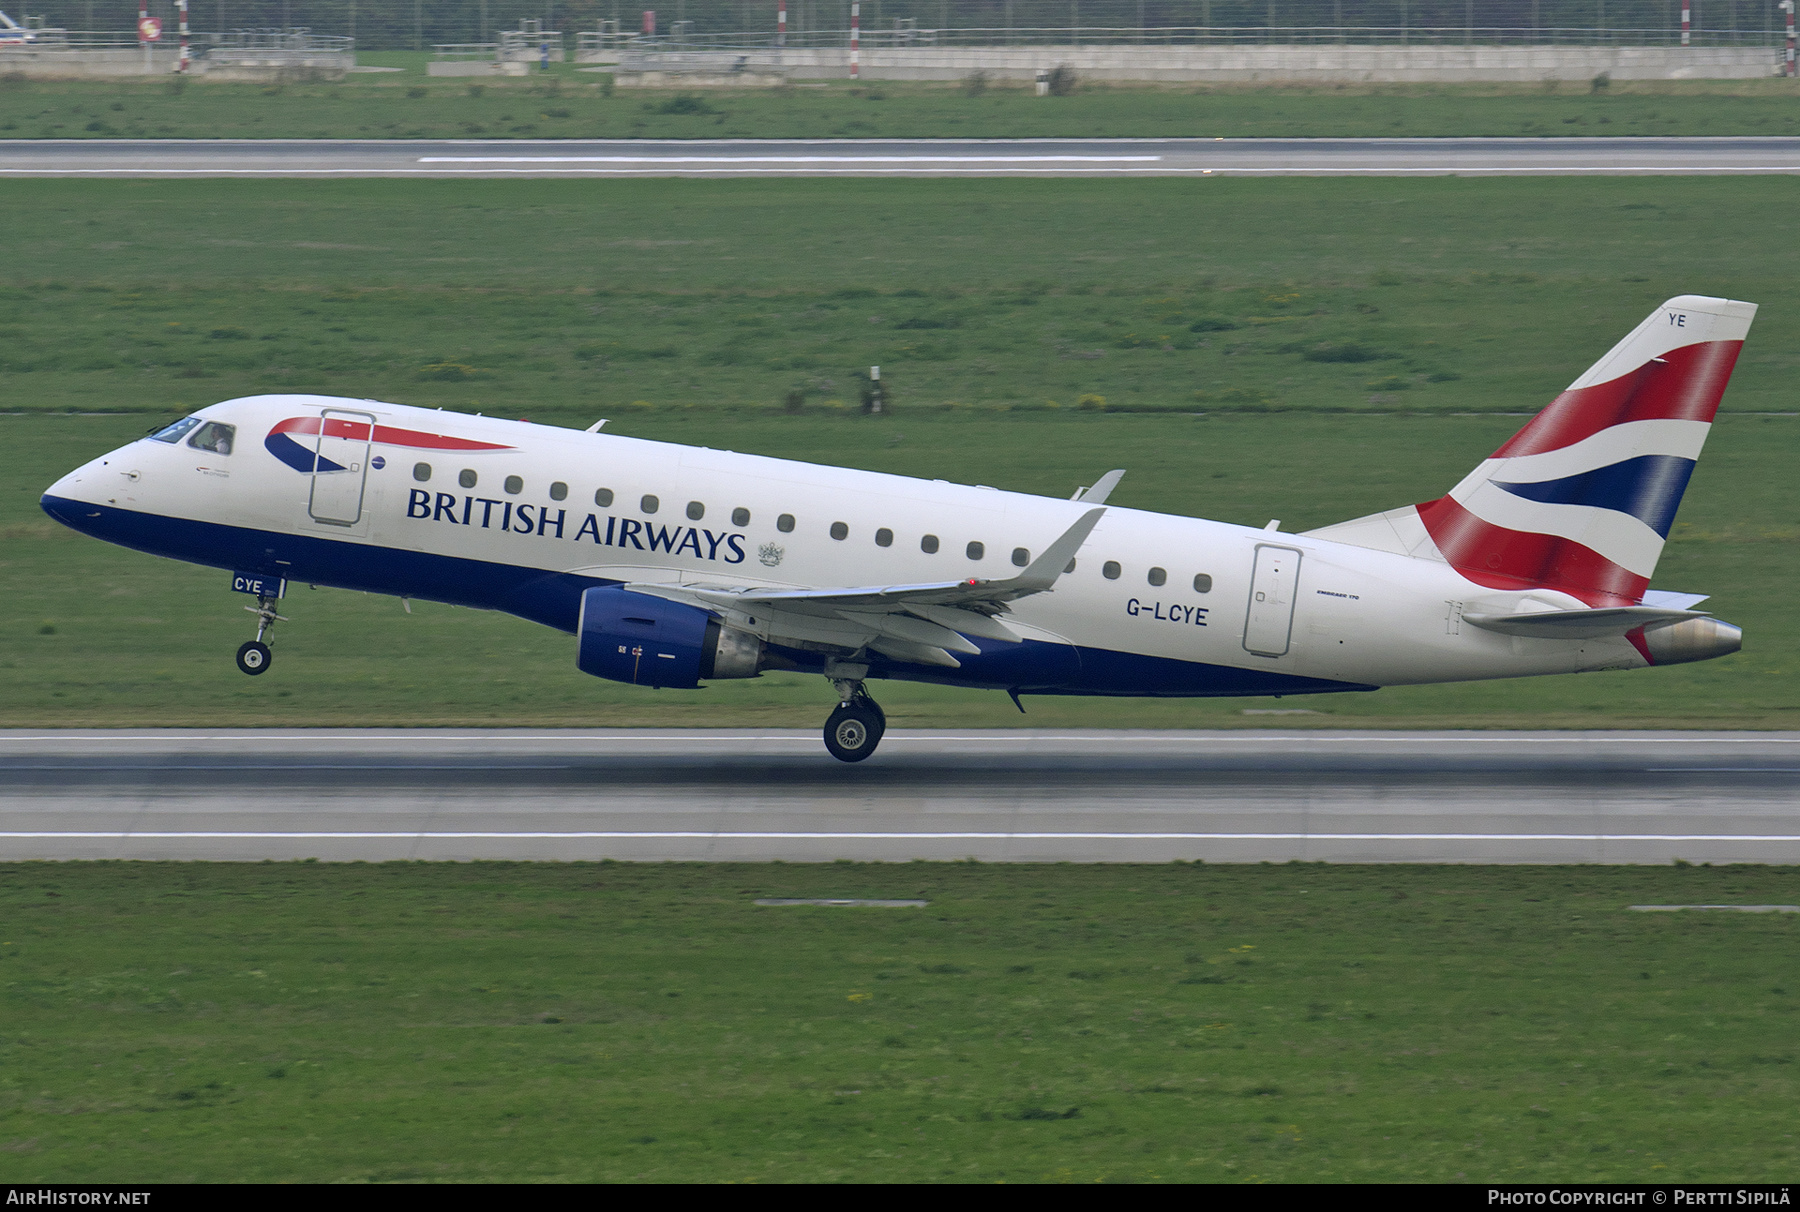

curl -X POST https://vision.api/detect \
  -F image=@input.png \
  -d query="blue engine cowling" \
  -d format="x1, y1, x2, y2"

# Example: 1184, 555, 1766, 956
577, 586, 763, 689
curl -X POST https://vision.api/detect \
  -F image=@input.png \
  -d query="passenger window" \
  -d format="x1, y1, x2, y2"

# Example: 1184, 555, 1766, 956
149, 416, 202, 444
777, 513, 795, 533
875, 528, 893, 547
1193, 573, 1213, 593
687, 501, 705, 521
830, 522, 849, 541
413, 462, 432, 482
921, 534, 939, 554
186, 422, 235, 455
595, 487, 614, 507
1148, 567, 1167, 587
1103, 561, 1122, 580
1011, 547, 1030, 567
641, 494, 659, 514
549, 481, 568, 501
966, 541, 985, 561
459, 469, 478, 489
504, 475, 524, 496
732, 507, 750, 527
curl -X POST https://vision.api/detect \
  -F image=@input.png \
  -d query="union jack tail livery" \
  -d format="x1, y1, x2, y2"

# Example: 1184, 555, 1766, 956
1313, 295, 1755, 609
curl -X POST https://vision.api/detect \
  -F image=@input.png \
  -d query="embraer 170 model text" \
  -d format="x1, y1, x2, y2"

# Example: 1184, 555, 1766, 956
42, 295, 1753, 761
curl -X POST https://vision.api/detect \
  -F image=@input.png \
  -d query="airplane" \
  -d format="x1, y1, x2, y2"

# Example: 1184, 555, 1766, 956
40, 294, 1752, 762
0, 12, 37, 43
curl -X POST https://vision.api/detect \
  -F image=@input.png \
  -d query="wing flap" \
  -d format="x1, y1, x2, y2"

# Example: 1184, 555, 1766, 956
838, 609, 982, 655
614, 507, 1104, 663
906, 604, 1022, 644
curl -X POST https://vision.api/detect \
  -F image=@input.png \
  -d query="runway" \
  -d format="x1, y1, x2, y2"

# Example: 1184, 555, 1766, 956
5, 136, 1800, 176
1, 729, 1796, 864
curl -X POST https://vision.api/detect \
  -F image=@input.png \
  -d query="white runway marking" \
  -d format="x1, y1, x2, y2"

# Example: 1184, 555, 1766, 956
5, 731, 1800, 744
1646, 767, 1800, 772
415, 154, 1166, 163
2, 763, 576, 770
7, 831, 1800, 843
8, 166, 1800, 178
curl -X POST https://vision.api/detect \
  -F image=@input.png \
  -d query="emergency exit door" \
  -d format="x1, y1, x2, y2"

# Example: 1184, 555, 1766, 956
308, 408, 374, 527
1243, 544, 1301, 657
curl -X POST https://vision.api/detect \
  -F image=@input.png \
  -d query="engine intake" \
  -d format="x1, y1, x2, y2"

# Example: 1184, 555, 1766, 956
577, 586, 764, 689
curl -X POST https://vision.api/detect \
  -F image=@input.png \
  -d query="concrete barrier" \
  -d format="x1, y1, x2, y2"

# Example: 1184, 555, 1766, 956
0, 47, 350, 79
610, 43, 1780, 85
426, 60, 530, 76
615, 69, 791, 87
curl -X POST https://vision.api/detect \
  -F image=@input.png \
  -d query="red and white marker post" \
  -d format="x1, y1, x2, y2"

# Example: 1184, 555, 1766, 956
1681, 3, 1690, 46
777, 0, 786, 46
177, 0, 189, 73
1785, 1, 1798, 76
136, 0, 154, 72
850, 1, 859, 78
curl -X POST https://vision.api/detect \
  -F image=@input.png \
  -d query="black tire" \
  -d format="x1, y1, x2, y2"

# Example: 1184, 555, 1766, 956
824, 701, 883, 763
235, 640, 272, 676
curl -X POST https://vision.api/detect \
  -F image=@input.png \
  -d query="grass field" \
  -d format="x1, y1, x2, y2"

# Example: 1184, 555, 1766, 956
8, 71, 1800, 139
3, 175, 1794, 728
2, 861, 1797, 1182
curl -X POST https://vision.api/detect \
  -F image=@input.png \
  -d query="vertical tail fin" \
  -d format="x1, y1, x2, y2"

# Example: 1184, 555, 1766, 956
1307, 295, 1756, 606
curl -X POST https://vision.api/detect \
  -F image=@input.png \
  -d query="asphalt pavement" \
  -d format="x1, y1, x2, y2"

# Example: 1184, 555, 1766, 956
2, 729, 1796, 863
5, 136, 1800, 176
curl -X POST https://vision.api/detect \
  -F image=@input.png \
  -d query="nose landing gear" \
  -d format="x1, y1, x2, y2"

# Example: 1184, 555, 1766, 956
824, 677, 886, 763
235, 594, 287, 676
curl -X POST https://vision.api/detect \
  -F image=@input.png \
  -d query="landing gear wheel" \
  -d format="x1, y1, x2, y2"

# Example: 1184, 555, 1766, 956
235, 640, 272, 676
824, 701, 883, 763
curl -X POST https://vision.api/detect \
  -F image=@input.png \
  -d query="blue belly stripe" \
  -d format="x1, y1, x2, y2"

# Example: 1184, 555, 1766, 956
39, 495, 1376, 701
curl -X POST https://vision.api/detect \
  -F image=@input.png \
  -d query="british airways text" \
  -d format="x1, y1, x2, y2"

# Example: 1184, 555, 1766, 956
405, 490, 748, 563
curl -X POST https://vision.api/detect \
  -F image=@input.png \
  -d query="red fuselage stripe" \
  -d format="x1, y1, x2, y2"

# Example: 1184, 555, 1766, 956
269, 416, 513, 452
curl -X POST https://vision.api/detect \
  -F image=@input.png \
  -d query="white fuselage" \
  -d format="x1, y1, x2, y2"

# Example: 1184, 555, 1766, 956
42, 394, 1648, 699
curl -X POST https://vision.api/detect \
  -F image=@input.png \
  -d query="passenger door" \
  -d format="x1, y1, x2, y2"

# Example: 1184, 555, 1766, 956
308, 408, 374, 527
1243, 544, 1302, 657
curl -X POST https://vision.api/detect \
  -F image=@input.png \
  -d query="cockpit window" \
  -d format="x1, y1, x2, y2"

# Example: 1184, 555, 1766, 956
187, 422, 236, 456
148, 417, 202, 444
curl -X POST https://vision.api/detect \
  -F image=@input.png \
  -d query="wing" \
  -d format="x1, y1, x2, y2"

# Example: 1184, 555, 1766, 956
626, 507, 1106, 668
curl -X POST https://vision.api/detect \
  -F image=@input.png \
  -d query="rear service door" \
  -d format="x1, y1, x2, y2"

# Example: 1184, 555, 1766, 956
1243, 544, 1302, 657
308, 408, 375, 526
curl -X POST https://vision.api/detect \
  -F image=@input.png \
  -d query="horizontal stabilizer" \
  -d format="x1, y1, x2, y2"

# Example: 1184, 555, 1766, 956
1640, 589, 1710, 610
1463, 605, 1708, 640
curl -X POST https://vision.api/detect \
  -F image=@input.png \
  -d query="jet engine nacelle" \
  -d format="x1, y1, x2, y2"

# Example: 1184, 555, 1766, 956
577, 586, 764, 688
1640, 616, 1743, 666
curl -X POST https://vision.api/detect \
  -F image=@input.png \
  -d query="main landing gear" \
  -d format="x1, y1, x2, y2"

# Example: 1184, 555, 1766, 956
824, 677, 886, 763
235, 594, 287, 676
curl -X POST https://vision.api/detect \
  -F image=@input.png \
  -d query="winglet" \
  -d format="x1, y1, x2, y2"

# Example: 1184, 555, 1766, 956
1008, 507, 1106, 592
1073, 469, 1126, 505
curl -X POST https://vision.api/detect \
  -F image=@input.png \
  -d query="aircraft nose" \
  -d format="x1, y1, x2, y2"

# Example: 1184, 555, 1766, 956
41, 460, 108, 531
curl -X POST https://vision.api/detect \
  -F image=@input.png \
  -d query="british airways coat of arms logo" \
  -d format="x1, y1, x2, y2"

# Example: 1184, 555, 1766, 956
758, 542, 784, 567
